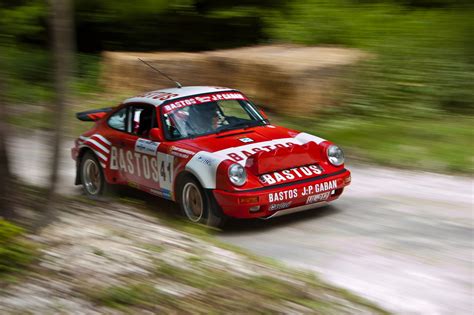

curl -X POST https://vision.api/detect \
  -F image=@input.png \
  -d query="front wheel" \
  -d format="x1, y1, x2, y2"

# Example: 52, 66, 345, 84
178, 176, 226, 227
80, 151, 107, 199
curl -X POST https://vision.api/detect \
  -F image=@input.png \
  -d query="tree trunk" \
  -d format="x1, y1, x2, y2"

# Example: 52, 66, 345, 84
41, 0, 74, 225
0, 59, 15, 220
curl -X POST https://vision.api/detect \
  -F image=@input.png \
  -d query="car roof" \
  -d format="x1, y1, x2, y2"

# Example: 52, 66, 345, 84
122, 86, 236, 107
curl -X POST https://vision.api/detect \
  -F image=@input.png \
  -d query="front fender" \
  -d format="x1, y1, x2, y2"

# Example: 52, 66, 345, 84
184, 152, 224, 189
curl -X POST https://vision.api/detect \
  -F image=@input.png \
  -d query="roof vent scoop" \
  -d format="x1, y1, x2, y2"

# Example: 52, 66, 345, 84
138, 58, 182, 88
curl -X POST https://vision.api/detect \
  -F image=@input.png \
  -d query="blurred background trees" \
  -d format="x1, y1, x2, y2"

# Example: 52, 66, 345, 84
46, 0, 74, 212
2, 0, 471, 113
0, 60, 13, 220
0, 0, 472, 181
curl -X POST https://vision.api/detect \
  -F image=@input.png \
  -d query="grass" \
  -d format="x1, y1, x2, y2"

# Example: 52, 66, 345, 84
90, 282, 170, 310
264, 2, 473, 174
0, 219, 36, 280
88, 258, 389, 314
3, 46, 102, 104
273, 114, 474, 174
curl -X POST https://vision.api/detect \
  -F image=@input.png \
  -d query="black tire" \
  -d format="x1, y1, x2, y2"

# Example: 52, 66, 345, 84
177, 175, 227, 228
79, 151, 108, 199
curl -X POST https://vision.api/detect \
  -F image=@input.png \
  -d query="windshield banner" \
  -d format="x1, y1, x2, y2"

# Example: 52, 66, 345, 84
162, 92, 247, 114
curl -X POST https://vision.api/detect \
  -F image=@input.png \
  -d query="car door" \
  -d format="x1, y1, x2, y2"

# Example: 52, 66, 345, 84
136, 106, 175, 199
131, 104, 175, 199
115, 103, 158, 189
104, 103, 159, 187
105, 103, 175, 198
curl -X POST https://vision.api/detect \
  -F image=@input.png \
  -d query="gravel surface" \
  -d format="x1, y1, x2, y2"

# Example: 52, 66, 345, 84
3, 200, 384, 314
8, 132, 474, 314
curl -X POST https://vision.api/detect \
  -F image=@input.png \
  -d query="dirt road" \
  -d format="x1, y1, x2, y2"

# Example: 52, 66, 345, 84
9, 132, 473, 314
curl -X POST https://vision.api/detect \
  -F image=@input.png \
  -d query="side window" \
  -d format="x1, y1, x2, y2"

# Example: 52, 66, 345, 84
128, 105, 157, 137
107, 107, 127, 131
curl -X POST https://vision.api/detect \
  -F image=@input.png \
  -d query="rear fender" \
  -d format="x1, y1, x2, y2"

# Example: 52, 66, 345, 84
75, 146, 113, 185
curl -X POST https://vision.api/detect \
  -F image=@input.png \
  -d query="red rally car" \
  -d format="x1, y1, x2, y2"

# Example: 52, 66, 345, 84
72, 86, 351, 226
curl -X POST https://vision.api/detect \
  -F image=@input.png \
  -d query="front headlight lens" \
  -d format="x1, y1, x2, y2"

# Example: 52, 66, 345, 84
228, 163, 247, 186
327, 145, 345, 166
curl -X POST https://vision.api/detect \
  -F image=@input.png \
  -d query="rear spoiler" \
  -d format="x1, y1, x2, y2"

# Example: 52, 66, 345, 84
76, 107, 113, 121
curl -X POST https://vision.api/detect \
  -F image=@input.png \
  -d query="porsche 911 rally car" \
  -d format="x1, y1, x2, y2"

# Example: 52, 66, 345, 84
72, 86, 351, 226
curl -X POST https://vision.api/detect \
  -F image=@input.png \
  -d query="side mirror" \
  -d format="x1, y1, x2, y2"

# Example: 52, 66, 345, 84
149, 128, 164, 142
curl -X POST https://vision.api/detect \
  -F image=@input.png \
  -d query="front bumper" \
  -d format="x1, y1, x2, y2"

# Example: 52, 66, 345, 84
213, 169, 351, 219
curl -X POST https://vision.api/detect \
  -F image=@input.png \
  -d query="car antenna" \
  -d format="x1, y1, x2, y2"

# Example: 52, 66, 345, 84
137, 58, 182, 88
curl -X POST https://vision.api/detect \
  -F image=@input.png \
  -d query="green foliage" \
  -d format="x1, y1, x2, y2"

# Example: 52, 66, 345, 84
264, 0, 473, 172
0, 0, 47, 44
3, 46, 102, 106
266, 1, 474, 117
74, 0, 286, 52
276, 114, 474, 173
89, 260, 387, 313
1, 0, 472, 171
0, 219, 35, 276
92, 283, 162, 308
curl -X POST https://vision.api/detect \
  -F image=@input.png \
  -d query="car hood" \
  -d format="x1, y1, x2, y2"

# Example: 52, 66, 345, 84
178, 125, 334, 189
179, 125, 302, 153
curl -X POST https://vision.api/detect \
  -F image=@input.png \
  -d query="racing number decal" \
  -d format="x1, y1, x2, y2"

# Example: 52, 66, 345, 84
157, 152, 174, 193
160, 161, 168, 181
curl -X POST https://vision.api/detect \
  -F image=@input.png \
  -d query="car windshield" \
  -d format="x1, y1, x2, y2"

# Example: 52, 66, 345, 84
162, 94, 266, 140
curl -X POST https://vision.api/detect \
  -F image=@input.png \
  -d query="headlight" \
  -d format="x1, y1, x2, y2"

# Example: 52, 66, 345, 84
228, 163, 247, 186
327, 145, 345, 166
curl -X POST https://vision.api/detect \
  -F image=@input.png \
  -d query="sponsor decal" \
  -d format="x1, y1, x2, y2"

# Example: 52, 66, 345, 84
162, 92, 247, 113
78, 134, 112, 169
239, 137, 254, 143
170, 151, 188, 159
224, 141, 296, 162
306, 192, 331, 204
268, 189, 298, 203
197, 155, 218, 166
267, 179, 338, 203
169, 146, 195, 159
301, 180, 337, 196
259, 165, 323, 185
269, 202, 292, 211
135, 138, 159, 155
110, 147, 159, 181
109, 147, 174, 188
139, 91, 179, 101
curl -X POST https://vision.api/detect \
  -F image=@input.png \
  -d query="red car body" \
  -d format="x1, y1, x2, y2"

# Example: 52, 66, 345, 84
72, 86, 351, 220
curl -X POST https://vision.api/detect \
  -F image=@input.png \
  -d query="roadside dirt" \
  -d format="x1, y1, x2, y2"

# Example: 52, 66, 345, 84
7, 132, 474, 315
0, 198, 384, 314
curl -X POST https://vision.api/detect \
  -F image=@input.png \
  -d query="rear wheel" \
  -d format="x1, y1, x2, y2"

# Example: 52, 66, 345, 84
80, 151, 107, 198
178, 175, 226, 227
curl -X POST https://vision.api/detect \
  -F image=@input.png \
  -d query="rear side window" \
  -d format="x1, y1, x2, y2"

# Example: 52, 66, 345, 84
107, 107, 127, 131
127, 105, 157, 137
